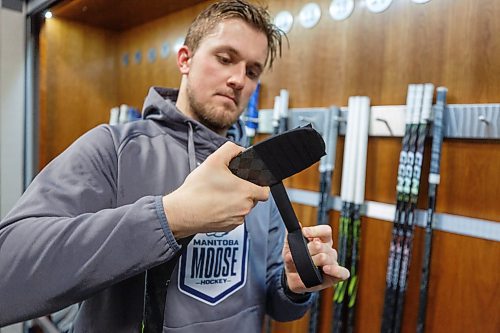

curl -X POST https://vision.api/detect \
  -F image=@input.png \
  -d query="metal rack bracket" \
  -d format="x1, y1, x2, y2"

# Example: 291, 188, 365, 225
286, 188, 500, 242
258, 104, 500, 140
445, 104, 499, 139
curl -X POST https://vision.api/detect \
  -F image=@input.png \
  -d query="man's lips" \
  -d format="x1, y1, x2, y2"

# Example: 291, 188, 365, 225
216, 93, 238, 106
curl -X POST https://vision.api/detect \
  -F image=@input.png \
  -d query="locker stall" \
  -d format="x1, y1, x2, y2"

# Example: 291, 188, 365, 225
30, 0, 500, 332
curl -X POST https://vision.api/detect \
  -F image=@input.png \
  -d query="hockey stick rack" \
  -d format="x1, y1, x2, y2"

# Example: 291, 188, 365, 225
257, 103, 500, 140
253, 103, 499, 243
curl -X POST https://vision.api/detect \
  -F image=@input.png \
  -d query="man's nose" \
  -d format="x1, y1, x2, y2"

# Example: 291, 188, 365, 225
227, 63, 246, 90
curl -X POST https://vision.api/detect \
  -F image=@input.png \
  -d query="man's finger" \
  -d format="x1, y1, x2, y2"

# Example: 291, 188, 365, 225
323, 264, 350, 281
250, 185, 270, 202
302, 225, 333, 243
211, 141, 245, 165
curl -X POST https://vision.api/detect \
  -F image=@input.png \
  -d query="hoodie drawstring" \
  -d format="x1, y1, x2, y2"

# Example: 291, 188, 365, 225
186, 122, 197, 172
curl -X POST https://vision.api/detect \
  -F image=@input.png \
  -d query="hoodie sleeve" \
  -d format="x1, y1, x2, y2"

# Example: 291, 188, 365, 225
264, 198, 313, 321
0, 125, 180, 326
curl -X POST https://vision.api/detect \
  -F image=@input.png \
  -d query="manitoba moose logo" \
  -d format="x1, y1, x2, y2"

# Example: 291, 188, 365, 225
178, 224, 249, 305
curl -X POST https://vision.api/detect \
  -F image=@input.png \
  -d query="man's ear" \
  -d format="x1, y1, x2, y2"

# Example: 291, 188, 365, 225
177, 46, 191, 74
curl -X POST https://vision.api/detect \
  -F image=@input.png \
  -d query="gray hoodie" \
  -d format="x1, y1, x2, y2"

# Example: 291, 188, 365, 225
0, 87, 312, 332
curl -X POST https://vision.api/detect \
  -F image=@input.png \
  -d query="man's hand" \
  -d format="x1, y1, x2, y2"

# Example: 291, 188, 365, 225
283, 225, 350, 293
163, 141, 270, 239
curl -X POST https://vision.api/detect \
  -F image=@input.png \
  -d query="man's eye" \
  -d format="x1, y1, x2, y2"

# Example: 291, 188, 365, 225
217, 55, 231, 64
246, 68, 260, 80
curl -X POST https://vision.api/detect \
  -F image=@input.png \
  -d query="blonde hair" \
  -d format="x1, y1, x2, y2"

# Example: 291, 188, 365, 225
185, 0, 284, 69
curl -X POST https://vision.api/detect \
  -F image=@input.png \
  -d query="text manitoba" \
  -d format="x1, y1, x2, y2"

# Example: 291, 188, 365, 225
193, 239, 239, 246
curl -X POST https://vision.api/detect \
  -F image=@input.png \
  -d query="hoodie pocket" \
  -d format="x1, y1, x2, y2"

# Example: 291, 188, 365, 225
163, 304, 261, 333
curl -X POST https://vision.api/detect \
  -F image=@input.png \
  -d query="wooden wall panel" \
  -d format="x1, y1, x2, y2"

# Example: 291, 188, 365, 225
38, 0, 499, 332
51, 0, 207, 31
39, 19, 118, 168
116, 1, 216, 109
438, 140, 500, 220
261, 0, 500, 107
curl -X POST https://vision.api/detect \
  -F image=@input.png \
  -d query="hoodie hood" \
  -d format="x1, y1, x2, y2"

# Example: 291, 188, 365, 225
141, 87, 246, 162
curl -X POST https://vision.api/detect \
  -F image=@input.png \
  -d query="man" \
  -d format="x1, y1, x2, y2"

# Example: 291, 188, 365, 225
0, 1, 349, 332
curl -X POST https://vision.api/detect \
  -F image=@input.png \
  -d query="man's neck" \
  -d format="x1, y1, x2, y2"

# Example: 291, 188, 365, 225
175, 88, 228, 137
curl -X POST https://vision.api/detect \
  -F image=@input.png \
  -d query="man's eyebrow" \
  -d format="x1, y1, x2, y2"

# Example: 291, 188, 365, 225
218, 46, 265, 71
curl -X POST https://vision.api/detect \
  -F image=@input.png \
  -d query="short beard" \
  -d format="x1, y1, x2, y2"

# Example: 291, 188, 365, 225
186, 84, 241, 134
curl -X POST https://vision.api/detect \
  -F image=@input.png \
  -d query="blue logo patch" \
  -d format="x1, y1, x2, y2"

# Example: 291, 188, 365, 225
178, 225, 249, 305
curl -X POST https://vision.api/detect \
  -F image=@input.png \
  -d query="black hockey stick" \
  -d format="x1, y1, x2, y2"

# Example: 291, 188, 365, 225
308, 106, 339, 333
381, 84, 418, 333
392, 83, 434, 333
332, 97, 360, 333
416, 86, 447, 333
228, 124, 325, 288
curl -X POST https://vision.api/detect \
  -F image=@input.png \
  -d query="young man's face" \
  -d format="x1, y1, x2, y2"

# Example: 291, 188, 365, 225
181, 18, 268, 133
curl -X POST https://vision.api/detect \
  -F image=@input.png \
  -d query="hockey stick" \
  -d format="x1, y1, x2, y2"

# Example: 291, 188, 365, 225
392, 84, 434, 333
346, 97, 370, 333
332, 97, 360, 333
308, 106, 340, 333
416, 87, 446, 333
381, 84, 418, 333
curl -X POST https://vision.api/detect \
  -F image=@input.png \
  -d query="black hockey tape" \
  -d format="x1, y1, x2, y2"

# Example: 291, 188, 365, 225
270, 182, 324, 288
229, 124, 325, 288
